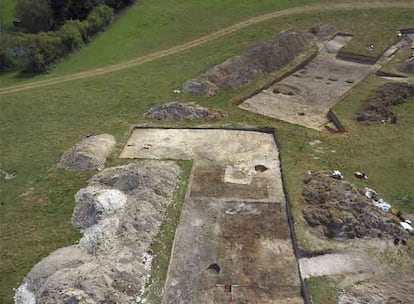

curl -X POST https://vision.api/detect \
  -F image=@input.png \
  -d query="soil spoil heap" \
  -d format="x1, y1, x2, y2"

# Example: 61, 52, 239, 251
14, 161, 179, 304
59, 134, 116, 171
144, 102, 226, 120
356, 83, 414, 124
183, 29, 313, 96
302, 173, 408, 240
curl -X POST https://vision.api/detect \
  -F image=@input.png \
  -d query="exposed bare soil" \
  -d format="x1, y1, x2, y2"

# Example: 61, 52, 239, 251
239, 35, 374, 130
339, 275, 414, 304
121, 128, 303, 303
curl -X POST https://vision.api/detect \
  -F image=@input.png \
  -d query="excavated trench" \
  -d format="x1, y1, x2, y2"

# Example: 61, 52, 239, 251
120, 127, 307, 304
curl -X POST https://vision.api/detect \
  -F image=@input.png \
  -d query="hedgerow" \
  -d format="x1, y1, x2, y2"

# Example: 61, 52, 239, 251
3, 4, 113, 73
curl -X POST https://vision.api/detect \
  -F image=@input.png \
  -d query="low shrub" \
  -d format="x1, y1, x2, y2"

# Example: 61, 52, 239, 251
22, 32, 65, 72
0, 46, 13, 72
59, 21, 84, 51
85, 5, 113, 37
50, 0, 132, 27
16, 0, 54, 33
105, 0, 135, 10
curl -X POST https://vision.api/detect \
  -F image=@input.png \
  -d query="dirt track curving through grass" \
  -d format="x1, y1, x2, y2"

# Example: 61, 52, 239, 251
0, 1, 411, 96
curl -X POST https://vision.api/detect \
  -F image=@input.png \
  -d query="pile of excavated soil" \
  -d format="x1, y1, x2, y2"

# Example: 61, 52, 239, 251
355, 83, 414, 123
310, 24, 337, 41
398, 57, 414, 74
183, 29, 313, 96
144, 102, 226, 120
302, 173, 408, 240
339, 276, 414, 304
15, 161, 179, 304
59, 134, 116, 171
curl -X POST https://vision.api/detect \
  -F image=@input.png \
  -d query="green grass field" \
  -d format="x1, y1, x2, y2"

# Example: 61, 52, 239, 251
1, 1, 413, 303
0, 0, 15, 32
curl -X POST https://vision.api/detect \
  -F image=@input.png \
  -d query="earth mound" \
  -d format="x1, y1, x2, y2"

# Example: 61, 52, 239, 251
183, 29, 313, 96
302, 173, 408, 240
59, 134, 116, 171
398, 57, 414, 74
310, 24, 337, 41
15, 161, 180, 304
355, 83, 414, 124
144, 102, 226, 120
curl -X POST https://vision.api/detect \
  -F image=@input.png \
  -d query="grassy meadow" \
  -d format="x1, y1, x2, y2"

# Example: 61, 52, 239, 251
0, 0, 15, 32
0, 1, 413, 303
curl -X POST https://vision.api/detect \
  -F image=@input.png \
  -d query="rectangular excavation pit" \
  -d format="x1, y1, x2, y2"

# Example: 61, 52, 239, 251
120, 128, 303, 303
121, 128, 285, 202
239, 35, 375, 130
163, 199, 303, 304
190, 165, 270, 200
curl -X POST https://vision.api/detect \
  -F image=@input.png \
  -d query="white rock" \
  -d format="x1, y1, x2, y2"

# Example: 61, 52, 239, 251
14, 283, 36, 304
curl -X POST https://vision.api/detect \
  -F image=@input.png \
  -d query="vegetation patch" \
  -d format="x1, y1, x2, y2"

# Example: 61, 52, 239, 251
1, 4, 113, 73
337, 9, 406, 59
0, 0, 16, 32
306, 275, 342, 304
145, 160, 192, 304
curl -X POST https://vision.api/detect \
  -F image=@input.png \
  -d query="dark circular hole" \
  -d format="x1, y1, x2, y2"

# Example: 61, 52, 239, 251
255, 165, 268, 172
298, 112, 305, 116
206, 263, 220, 274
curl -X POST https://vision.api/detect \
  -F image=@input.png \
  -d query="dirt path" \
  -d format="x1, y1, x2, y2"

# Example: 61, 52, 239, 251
0, 1, 411, 96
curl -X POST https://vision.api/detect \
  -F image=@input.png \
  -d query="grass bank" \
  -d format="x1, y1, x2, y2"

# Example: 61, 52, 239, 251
146, 160, 192, 304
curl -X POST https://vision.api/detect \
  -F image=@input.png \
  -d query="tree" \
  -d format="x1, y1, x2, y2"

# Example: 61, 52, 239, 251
50, 0, 133, 27
16, 0, 54, 33
50, 0, 102, 27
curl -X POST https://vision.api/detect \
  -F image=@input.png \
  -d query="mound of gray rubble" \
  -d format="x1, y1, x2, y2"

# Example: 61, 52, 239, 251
15, 161, 179, 304
355, 83, 414, 124
144, 102, 226, 120
183, 29, 313, 96
302, 173, 408, 240
59, 134, 116, 171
